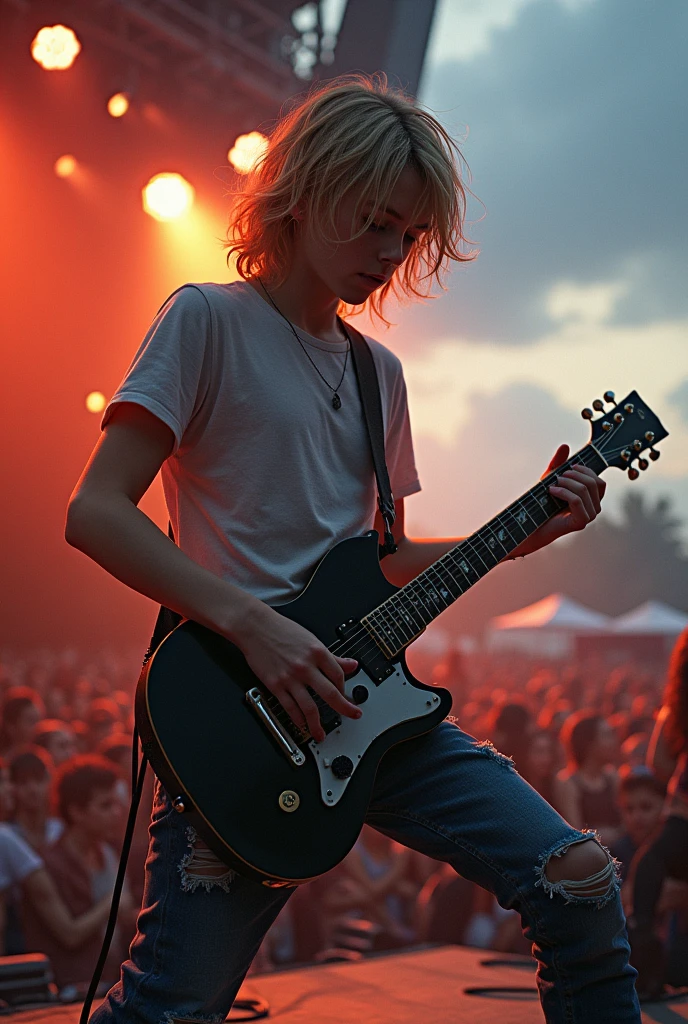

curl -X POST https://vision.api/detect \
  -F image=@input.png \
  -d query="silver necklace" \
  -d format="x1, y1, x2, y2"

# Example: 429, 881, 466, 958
258, 279, 350, 410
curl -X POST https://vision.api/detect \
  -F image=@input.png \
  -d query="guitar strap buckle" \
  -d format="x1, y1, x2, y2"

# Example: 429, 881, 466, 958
378, 495, 397, 558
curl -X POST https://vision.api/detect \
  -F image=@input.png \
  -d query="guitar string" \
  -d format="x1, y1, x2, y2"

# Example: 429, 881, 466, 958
336, 418, 647, 667
318, 427, 637, 670
260, 426, 649, 739
324, 452, 593, 663
258, 443, 605, 742
325, 443, 604, 662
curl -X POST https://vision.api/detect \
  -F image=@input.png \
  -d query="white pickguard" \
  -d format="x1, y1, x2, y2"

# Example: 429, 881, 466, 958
309, 664, 441, 806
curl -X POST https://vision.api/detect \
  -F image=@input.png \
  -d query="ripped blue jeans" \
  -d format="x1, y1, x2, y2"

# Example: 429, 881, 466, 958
91, 722, 640, 1024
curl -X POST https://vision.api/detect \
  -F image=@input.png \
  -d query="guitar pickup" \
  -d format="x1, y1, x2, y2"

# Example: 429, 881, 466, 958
335, 619, 396, 685
307, 691, 342, 735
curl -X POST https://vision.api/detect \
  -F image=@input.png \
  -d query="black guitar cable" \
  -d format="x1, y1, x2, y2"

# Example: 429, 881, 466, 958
78, 723, 271, 1022
79, 728, 148, 1024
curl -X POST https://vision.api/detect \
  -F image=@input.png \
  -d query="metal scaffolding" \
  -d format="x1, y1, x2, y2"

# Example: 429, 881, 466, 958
3, 0, 438, 123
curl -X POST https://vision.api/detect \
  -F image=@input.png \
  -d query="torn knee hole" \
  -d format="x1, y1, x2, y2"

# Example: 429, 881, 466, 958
537, 837, 619, 905
178, 827, 235, 893
474, 739, 515, 770
187, 837, 231, 878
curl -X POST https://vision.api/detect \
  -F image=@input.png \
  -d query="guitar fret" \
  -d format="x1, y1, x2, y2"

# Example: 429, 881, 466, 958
376, 609, 410, 650
361, 444, 608, 659
416, 574, 452, 613
425, 564, 461, 604
518, 495, 548, 528
501, 507, 529, 543
389, 595, 425, 640
404, 580, 437, 625
362, 613, 399, 657
481, 523, 510, 559
467, 533, 500, 571
382, 603, 416, 645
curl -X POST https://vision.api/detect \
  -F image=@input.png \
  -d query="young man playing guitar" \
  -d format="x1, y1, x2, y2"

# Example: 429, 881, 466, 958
66, 75, 641, 1023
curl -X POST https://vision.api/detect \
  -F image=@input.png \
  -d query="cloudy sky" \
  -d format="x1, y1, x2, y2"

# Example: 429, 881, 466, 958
371, 0, 688, 543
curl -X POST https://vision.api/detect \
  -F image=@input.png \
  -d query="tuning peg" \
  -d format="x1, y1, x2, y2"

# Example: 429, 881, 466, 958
649, 448, 660, 462
628, 467, 640, 481
592, 399, 605, 412
644, 431, 655, 442
624, 403, 634, 414
603, 390, 615, 403
638, 458, 649, 470
614, 412, 624, 424
581, 407, 594, 420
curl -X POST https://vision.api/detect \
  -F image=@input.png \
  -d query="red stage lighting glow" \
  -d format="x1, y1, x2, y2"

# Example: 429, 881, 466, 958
85, 392, 107, 414
142, 173, 195, 221
54, 154, 77, 178
228, 132, 268, 174
107, 93, 130, 118
31, 25, 81, 70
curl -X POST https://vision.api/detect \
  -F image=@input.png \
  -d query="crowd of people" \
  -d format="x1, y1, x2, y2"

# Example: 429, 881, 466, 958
0, 631, 686, 1000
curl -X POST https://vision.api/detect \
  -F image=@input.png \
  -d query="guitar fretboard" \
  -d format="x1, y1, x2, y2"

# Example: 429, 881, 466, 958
361, 444, 607, 658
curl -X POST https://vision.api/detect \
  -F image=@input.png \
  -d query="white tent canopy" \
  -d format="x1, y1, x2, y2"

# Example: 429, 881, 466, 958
612, 601, 688, 635
486, 593, 611, 657
490, 593, 611, 632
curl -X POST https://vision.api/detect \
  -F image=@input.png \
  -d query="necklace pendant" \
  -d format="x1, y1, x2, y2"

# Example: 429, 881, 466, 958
332, 393, 342, 410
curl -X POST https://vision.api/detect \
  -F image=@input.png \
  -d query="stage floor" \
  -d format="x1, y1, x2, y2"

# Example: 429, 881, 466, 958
10, 944, 688, 1023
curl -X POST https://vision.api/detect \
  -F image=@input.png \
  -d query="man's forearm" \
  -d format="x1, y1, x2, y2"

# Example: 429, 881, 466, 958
380, 536, 464, 588
65, 494, 266, 642
25, 870, 110, 949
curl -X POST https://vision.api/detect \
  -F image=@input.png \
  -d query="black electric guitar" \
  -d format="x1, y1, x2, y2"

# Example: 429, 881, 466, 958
136, 390, 667, 887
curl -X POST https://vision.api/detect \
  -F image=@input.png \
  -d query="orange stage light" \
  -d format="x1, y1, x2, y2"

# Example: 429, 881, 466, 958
142, 173, 195, 221
31, 25, 81, 70
107, 93, 130, 118
54, 154, 77, 178
228, 132, 268, 174
85, 392, 107, 414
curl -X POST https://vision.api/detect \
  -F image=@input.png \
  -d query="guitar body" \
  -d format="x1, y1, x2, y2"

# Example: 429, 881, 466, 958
136, 531, 453, 886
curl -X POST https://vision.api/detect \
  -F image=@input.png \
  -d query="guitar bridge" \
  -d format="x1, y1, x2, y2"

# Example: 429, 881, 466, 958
335, 619, 395, 684
246, 688, 306, 766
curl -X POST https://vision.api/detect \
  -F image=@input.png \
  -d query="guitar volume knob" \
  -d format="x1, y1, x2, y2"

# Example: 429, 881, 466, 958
331, 755, 354, 779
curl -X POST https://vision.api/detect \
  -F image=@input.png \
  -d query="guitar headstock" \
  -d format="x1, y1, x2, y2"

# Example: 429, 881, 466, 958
582, 390, 668, 479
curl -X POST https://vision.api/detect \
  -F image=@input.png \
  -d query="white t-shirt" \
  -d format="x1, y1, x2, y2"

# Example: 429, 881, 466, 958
102, 281, 420, 604
0, 824, 42, 891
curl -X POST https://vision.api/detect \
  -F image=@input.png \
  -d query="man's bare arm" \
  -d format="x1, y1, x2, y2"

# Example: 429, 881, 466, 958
23, 869, 112, 949
65, 402, 360, 742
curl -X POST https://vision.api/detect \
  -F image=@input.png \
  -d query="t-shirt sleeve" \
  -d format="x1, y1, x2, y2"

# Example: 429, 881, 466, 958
101, 284, 214, 456
0, 827, 43, 891
371, 344, 421, 501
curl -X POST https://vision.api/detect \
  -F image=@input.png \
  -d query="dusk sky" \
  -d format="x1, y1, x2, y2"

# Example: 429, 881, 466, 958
385, 0, 688, 541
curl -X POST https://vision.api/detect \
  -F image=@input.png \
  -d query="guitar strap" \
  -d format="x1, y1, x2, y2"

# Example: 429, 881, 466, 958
80, 327, 396, 1023
345, 321, 398, 560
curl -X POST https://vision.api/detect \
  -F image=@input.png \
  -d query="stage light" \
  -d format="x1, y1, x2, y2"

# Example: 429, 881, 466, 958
85, 392, 107, 414
142, 173, 194, 221
107, 93, 130, 118
31, 25, 81, 70
228, 132, 268, 174
54, 154, 76, 178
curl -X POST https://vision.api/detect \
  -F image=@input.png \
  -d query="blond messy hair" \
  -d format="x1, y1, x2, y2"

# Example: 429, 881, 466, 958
224, 73, 480, 325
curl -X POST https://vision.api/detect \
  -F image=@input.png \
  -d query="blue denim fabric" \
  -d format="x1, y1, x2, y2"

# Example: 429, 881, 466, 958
91, 721, 640, 1024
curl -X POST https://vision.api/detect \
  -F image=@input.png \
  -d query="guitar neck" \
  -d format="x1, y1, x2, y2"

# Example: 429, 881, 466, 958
360, 443, 607, 659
